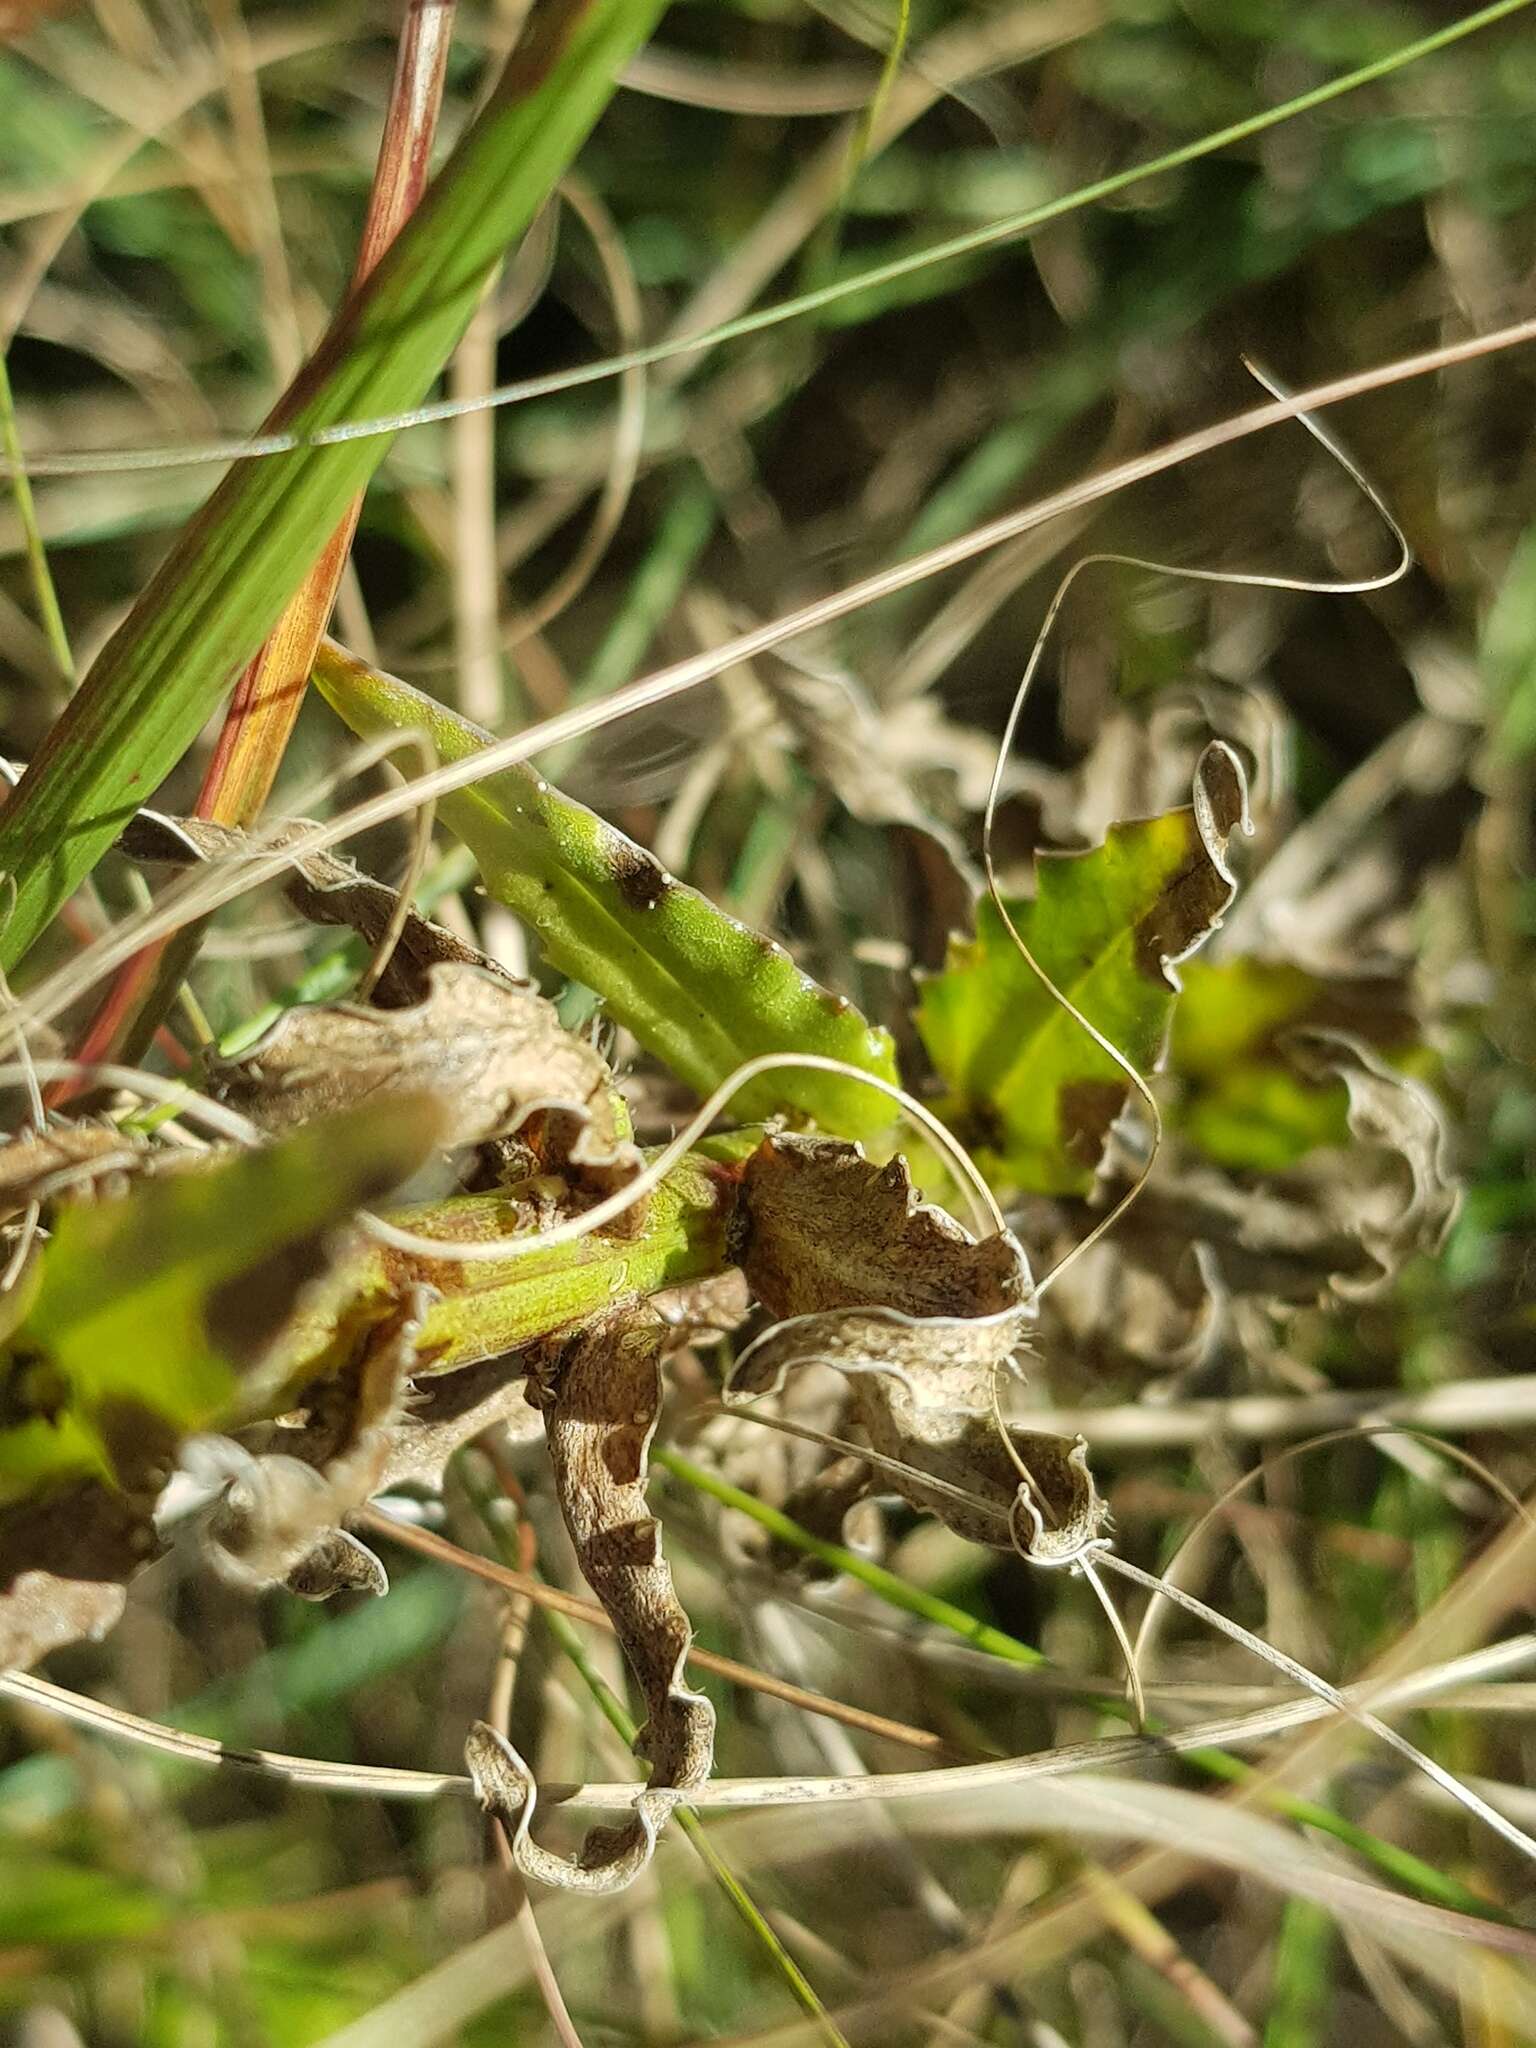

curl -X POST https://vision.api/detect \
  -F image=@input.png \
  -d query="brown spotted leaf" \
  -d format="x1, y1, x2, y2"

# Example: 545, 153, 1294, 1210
468, 1305, 713, 1892
729, 1135, 1103, 1558
917, 741, 1251, 1195
210, 961, 640, 1187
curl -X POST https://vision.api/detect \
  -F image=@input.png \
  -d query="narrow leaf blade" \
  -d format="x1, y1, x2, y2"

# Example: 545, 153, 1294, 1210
312, 642, 901, 1138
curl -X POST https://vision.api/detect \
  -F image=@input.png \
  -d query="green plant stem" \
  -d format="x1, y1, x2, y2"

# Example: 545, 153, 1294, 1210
0, 352, 73, 688
0, 0, 668, 970
655, 1448, 1045, 1669
1262, 1896, 1334, 2048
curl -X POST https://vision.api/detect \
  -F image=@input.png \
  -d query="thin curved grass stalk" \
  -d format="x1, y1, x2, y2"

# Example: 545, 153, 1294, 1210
10, 1637, 1533, 1818
10, 316, 1536, 1045
980, 365, 1411, 1299
362, 1507, 964, 1760
0, 352, 72, 685
662, 1448, 1510, 1918
1091, 1552, 1536, 1871
0, 1059, 259, 1142
10, 0, 1530, 483
359, 1052, 1000, 1262
1130, 1425, 1536, 1679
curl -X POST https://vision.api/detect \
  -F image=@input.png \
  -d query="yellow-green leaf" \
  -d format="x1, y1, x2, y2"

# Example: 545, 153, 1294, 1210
916, 743, 1248, 1194
0, 1097, 443, 1518
1170, 957, 1421, 1171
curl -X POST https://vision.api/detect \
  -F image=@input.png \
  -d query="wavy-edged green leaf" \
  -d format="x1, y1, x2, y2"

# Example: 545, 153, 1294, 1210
0, 1097, 443, 1580
312, 641, 901, 1138
1170, 956, 1421, 1170
0, 0, 667, 969
916, 742, 1249, 1195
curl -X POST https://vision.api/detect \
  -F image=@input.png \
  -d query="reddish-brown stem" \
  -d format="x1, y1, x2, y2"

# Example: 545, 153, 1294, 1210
57, 1, 459, 1094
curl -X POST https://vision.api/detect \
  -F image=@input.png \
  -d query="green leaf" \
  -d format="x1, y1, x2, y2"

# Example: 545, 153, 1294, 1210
1483, 520, 1536, 757
1169, 956, 1420, 1170
0, 0, 667, 969
324, 1137, 749, 1380
916, 743, 1248, 1195
0, 1096, 444, 1514
311, 643, 901, 1139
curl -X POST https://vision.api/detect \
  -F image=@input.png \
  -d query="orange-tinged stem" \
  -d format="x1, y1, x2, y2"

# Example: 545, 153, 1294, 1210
60, 2, 459, 1092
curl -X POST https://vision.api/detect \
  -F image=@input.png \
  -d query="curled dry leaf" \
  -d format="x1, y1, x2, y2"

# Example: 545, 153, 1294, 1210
1285, 1027, 1459, 1294
0, 1099, 443, 1605
119, 808, 515, 1009
128, 802, 655, 1214
1170, 956, 1421, 1172
468, 1305, 714, 1892
0, 1571, 126, 1673
210, 961, 641, 1192
0, 1122, 161, 1224
196, 1286, 430, 1598
729, 1134, 1108, 1560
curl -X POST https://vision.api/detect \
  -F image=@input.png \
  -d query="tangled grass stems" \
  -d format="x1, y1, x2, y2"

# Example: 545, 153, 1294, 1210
12, 310, 1536, 1050
5, 0, 1530, 482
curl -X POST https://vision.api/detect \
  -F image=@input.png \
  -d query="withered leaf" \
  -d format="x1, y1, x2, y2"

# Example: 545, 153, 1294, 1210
735, 1132, 1030, 1325
918, 741, 1253, 1194
0, 1570, 126, 1673
1285, 1028, 1459, 1294
731, 1132, 1032, 1414
119, 809, 514, 1009
0, 1123, 160, 1224
199, 1287, 428, 1595
210, 961, 641, 1183
729, 1136, 1104, 1559
468, 1305, 713, 1892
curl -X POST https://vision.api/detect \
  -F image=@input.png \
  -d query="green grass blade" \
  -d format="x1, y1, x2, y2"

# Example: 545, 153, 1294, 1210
0, 351, 73, 688
0, 0, 667, 970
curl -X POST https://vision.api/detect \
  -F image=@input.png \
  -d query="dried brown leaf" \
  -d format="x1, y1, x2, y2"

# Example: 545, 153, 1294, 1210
0, 1571, 126, 1672
210, 961, 640, 1182
197, 1287, 429, 1596
729, 1135, 1106, 1558
0, 1122, 157, 1223
119, 809, 513, 1008
1285, 1028, 1460, 1294
468, 1305, 713, 1892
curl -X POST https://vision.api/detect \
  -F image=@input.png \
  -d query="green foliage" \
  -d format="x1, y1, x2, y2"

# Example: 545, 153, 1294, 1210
0, 0, 667, 970
1484, 521, 1536, 757
0, 1097, 442, 1506
1169, 957, 1421, 1170
323, 1139, 748, 1383
917, 754, 1244, 1194
312, 644, 902, 1140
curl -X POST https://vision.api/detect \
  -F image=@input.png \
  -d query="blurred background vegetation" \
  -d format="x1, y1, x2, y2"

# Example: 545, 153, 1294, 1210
3, 0, 1536, 2042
